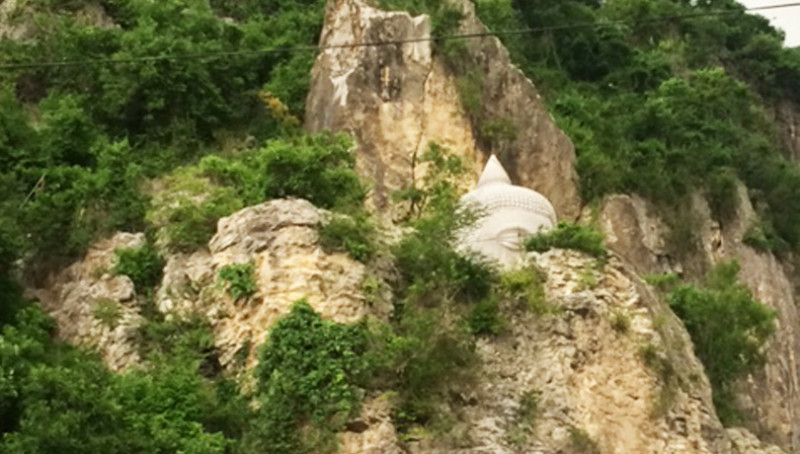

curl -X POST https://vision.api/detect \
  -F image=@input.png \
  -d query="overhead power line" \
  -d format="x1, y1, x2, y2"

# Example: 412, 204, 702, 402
0, 2, 798, 71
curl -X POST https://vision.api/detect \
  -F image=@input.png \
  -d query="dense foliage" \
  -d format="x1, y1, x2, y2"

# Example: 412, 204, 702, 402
319, 213, 377, 262
248, 301, 369, 453
1, 0, 798, 449
0, 306, 234, 453
668, 261, 776, 424
524, 221, 607, 259
0, 0, 327, 270
468, 0, 800, 252
148, 133, 364, 251
218, 262, 257, 300
114, 243, 164, 292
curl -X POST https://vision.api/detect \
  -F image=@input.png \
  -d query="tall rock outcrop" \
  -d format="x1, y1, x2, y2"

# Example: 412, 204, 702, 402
305, 0, 581, 220
156, 198, 392, 370
31, 232, 145, 371
771, 100, 800, 163
599, 186, 800, 451
338, 250, 783, 454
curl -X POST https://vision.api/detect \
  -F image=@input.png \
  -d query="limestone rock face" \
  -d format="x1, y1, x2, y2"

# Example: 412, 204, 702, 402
597, 185, 800, 451
446, 251, 728, 454
598, 194, 676, 276
305, 0, 580, 219
727, 428, 786, 454
158, 198, 391, 370
771, 100, 800, 163
31, 232, 145, 371
343, 250, 781, 454
0, 0, 114, 41
339, 397, 404, 454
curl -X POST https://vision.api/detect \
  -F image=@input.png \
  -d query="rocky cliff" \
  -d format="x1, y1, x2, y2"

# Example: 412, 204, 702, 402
772, 100, 800, 163
599, 186, 800, 451
305, 0, 581, 220
32, 199, 390, 372
35, 220, 785, 453
25, 0, 800, 452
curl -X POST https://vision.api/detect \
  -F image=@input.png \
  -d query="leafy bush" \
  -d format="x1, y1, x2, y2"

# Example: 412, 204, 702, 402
376, 307, 477, 433
385, 145, 485, 434
669, 261, 776, 424
218, 262, 258, 300
150, 133, 365, 253
137, 312, 217, 362
114, 243, 164, 292
467, 297, 504, 336
525, 222, 607, 259
249, 301, 369, 454
569, 427, 600, 454
0, 0, 331, 266
0, 305, 228, 453
319, 213, 376, 262
92, 299, 123, 329
393, 144, 496, 306
260, 133, 365, 211
147, 165, 244, 253
475, 0, 800, 252
610, 310, 630, 334
743, 219, 789, 254
499, 266, 548, 313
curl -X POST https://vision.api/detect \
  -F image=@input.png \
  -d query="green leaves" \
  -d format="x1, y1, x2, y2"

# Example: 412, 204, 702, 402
525, 222, 607, 259
0, 306, 227, 453
218, 262, 257, 300
251, 301, 368, 453
668, 261, 776, 424
260, 134, 366, 211
319, 213, 377, 263
114, 243, 164, 292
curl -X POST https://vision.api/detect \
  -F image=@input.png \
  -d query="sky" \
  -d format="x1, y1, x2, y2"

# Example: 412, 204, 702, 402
739, 0, 800, 47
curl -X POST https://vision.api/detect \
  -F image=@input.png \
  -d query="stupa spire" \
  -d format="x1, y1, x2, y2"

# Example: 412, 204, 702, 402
477, 155, 512, 188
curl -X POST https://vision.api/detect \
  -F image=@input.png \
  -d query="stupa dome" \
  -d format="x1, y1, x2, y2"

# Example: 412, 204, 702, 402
458, 155, 557, 267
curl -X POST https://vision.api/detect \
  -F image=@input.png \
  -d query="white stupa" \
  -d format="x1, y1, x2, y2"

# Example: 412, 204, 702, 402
459, 155, 557, 267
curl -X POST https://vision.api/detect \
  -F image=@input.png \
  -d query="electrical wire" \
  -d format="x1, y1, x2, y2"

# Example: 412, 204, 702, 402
0, 2, 798, 70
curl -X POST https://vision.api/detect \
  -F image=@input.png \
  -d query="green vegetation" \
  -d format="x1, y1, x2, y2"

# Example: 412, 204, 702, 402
506, 389, 539, 447
0, 305, 238, 453
525, 222, 608, 259
743, 219, 788, 254
149, 133, 365, 252
498, 266, 549, 314
569, 427, 600, 454
248, 301, 369, 453
114, 243, 164, 292
467, 297, 504, 336
92, 299, 123, 328
610, 310, 630, 334
669, 261, 776, 424
473, 0, 800, 252
389, 145, 488, 433
0, 0, 797, 450
319, 213, 377, 263
0, 0, 331, 270
218, 262, 257, 300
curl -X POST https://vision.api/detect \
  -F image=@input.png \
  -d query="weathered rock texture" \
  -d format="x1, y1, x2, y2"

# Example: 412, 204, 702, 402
443, 251, 730, 453
0, 0, 114, 41
305, 0, 580, 220
31, 232, 145, 371
598, 186, 800, 451
157, 198, 391, 370
771, 100, 800, 163
339, 250, 782, 454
